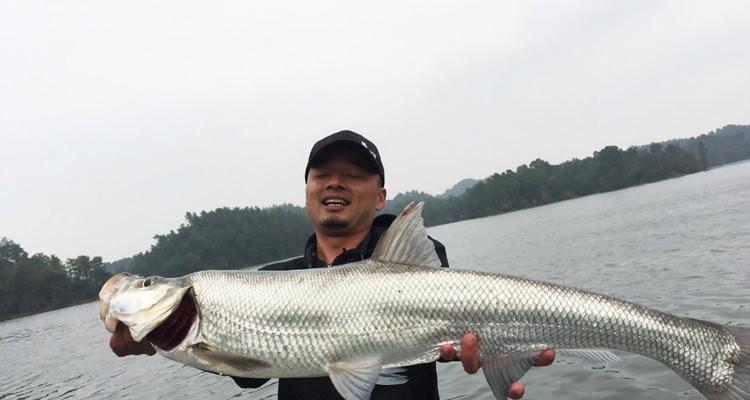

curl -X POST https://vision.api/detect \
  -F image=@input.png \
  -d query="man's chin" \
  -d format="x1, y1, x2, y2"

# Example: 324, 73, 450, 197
320, 218, 350, 231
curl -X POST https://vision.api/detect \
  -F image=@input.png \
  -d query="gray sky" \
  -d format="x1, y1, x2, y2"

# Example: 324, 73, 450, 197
1, 0, 748, 261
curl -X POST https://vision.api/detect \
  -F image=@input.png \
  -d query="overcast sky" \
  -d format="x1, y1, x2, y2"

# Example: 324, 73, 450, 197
1, 0, 748, 261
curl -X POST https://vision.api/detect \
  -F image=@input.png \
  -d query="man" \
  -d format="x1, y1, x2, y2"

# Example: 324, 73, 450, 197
110, 130, 554, 398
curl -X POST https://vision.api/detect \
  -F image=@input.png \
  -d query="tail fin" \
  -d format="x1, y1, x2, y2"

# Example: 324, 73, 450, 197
705, 325, 750, 400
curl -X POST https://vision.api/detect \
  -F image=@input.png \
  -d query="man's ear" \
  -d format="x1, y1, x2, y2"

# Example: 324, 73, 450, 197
376, 187, 386, 211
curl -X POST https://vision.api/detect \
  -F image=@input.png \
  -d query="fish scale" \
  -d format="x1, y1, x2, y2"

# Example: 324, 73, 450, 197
100, 202, 749, 400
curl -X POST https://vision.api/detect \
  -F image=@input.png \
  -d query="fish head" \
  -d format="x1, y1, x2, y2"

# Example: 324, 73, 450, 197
99, 273, 193, 345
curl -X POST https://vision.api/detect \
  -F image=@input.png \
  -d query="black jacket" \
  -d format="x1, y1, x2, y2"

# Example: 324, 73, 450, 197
231, 213, 449, 400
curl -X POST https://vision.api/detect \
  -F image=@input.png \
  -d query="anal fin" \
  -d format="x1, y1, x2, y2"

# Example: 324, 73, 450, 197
481, 352, 539, 400
326, 356, 383, 400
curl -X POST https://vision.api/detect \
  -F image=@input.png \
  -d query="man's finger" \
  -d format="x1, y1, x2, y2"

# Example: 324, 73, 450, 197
508, 382, 525, 399
534, 348, 555, 367
439, 344, 457, 360
460, 333, 480, 374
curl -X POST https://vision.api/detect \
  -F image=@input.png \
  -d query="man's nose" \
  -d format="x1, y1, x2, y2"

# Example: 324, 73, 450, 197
324, 173, 346, 190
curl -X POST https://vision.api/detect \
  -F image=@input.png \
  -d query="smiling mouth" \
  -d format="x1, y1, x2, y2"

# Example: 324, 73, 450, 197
322, 198, 350, 208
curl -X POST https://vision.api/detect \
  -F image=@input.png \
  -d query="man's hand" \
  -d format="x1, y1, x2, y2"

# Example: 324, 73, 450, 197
439, 332, 481, 373
439, 333, 555, 400
109, 322, 156, 357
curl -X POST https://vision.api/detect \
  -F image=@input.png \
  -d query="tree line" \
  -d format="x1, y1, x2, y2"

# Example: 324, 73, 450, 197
0, 237, 110, 321
384, 125, 749, 225
667, 124, 750, 167
382, 141, 708, 225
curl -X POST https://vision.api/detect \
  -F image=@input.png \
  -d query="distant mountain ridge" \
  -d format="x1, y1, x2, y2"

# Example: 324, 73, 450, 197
438, 178, 479, 198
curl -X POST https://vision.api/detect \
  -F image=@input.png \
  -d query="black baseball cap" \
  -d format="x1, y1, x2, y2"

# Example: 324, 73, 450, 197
305, 130, 385, 186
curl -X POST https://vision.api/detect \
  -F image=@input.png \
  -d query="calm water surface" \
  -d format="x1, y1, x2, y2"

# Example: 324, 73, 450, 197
2, 162, 749, 399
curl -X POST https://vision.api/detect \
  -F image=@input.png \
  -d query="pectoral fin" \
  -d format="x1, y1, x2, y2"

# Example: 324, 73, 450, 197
192, 343, 270, 374
326, 357, 383, 400
481, 352, 539, 400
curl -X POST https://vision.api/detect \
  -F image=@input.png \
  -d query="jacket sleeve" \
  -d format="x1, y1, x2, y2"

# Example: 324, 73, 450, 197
229, 376, 270, 389
427, 236, 450, 268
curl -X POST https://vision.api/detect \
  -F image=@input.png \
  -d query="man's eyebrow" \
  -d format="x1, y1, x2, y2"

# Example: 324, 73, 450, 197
349, 160, 375, 172
311, 158, 375, 174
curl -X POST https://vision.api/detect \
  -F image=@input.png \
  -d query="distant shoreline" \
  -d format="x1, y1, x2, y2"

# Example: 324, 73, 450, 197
0, 298, 96, 324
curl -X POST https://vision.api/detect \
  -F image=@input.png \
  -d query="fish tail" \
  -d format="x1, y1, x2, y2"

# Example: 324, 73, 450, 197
704, 325, 750, 400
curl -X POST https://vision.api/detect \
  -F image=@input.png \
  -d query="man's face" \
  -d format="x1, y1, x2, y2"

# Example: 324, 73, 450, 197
305, 147, 386, 237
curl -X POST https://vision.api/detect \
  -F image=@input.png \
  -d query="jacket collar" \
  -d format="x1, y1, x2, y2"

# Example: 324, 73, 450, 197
303, 214, 396, 268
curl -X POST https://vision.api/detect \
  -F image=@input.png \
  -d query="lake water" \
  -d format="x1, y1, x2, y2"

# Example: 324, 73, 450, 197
2, 162, 749, 400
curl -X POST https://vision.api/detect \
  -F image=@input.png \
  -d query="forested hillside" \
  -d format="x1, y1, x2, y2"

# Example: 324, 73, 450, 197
130, 205, 312, 277
383, 141, 707, 224
0, 238, 110, 321
667, 124, 750, 167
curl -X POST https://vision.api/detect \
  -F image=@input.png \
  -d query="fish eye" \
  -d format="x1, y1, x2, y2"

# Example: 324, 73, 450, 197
143, 278, 152, 287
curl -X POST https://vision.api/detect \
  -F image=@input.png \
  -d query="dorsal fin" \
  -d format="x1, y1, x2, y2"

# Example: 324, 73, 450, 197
370, 202, 441, 267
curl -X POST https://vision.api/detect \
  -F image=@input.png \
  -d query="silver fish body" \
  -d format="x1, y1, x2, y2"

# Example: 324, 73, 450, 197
180, 264, 744, 389
100, 203, 749, 400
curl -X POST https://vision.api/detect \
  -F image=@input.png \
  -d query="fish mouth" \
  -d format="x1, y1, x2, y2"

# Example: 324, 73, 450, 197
145, 293, 197, 352
100, 273, 134, 333
99, 273, 196, 350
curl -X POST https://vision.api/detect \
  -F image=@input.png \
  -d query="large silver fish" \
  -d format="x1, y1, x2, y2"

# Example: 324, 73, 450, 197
100, 202, 749, 400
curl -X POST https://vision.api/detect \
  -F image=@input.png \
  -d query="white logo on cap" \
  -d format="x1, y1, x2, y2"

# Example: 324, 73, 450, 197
362, 141, 377, 159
